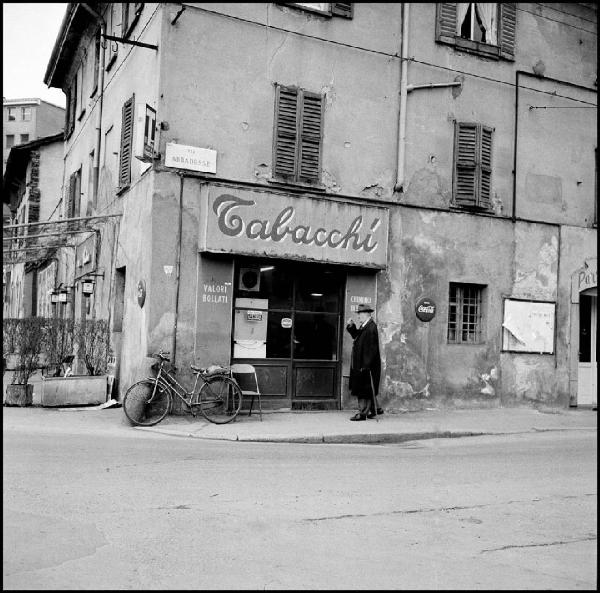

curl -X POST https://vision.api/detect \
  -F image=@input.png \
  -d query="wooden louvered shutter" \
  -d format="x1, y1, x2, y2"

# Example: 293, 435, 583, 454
331, 3, 353, 18
436, 3, 457, 45
499, 3, 516, 60
119, 95, 135, 188
68, 171, 77, 218
274, 86, 299, 178
479, 126, 493, 209
298, 92, 323, 182
454, 122, 478, 207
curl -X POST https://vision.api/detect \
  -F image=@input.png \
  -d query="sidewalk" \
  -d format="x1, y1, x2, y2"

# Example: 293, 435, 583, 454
132, 406, 597, 444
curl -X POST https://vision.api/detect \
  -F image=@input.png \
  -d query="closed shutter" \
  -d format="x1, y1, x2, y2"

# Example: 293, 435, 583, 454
454, 122, 478, 207
298, 92, 323, 181
73, 169, 82, 218
118, 95, 135, 188
436, 3, 457, 44
479, 126, 493, 209
331, 3, 353, 18
67, 171, 77, 218
499, 3, 516, 60
274, 86, 299, 178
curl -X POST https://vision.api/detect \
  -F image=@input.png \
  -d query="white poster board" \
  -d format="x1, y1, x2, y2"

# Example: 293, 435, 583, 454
502, 299, 555, 354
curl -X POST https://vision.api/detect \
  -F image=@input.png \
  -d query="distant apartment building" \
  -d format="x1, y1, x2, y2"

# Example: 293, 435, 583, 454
3, 98, 65, 174
3, 133, 64, 318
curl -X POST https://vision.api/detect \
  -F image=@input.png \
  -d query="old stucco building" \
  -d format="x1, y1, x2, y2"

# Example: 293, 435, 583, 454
39, 3, 596, 410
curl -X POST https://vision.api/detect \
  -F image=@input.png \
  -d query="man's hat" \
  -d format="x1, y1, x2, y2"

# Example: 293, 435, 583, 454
356, 303, 374, 313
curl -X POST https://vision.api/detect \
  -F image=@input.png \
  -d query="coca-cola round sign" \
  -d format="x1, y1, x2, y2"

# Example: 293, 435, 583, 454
415, 298, 436, 322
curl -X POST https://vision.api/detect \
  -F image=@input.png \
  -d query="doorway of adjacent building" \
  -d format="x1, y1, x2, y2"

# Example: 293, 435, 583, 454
232, 259, 344, 408
577, 293, 597, 407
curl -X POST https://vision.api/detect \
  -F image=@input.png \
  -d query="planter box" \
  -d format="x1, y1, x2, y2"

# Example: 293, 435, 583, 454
41, 375, 108, 407
4, 383, 34, 406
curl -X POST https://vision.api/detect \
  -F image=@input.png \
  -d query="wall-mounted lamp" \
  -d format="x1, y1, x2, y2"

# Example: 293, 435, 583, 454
82, 281, 95, 295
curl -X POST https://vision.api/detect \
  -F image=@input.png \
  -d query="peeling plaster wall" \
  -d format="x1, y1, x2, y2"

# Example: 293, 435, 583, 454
159, 3, 401, 200
378, 207, 513, 410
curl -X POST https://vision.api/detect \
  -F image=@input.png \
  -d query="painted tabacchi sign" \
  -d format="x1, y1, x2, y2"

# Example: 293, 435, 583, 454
199, 188, 389, 268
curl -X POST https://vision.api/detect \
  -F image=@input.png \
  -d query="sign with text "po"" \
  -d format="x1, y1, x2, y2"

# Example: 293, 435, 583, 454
199, 186, 389, 269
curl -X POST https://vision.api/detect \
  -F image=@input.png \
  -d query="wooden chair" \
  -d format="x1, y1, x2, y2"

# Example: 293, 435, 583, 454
230, 364, 262, 421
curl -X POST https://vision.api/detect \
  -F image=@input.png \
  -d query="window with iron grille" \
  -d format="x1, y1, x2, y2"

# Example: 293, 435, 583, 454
273, 85, 324, 184
453, 121, 493, 210
447, 283, 485, 344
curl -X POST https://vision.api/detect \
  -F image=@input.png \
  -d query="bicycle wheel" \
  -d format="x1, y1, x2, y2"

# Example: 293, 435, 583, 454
123, 379, 171, 426
197, 375, 242, 424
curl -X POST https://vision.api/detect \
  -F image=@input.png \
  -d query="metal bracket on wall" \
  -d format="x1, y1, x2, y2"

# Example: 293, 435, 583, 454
102, 34, 158, 51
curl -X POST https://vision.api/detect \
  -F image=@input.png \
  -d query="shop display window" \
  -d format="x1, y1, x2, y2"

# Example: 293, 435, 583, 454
233, 260, 342, 361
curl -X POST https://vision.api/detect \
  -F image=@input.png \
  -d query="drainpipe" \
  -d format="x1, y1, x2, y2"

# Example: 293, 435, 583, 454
512, 70, 520, 223
171, 175, 184, 365
81, 4, 106, 208
395, 2, 409, 194
407, 82, 462, 92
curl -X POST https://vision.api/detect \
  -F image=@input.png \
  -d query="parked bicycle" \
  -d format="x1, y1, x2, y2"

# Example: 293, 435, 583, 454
122, 350, 243, 427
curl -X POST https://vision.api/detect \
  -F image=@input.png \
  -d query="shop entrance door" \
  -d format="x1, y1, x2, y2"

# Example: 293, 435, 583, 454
232, 260, 344, 407
577, 293, 597, 407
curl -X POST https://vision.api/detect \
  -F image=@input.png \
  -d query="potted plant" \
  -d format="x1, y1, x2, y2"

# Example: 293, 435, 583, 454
43, 318, 74, 377
40, 319, 110, 407
4, 318, 45, 406
3, 318, 20, 370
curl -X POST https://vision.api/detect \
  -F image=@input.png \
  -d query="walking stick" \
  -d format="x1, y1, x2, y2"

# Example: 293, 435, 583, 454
369, 370, 379, 423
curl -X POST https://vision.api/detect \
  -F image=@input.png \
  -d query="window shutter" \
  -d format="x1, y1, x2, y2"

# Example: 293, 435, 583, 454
68, 171, 77, 218
298, 92, 323, 181
479, 126, 493, 209
499, 3, 516, 60
454, 122, 478, 207
331, 3, 353, 18
119, 95, 135, 188
436, 3, 457, 44
73, 170, 81, 218
274, 86, 299, 178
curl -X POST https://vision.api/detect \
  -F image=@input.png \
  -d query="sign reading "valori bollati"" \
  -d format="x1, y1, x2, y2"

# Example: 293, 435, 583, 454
199, 187, 389, 268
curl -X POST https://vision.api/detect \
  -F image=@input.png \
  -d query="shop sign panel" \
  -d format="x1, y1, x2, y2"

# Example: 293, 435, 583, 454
199, 187, 389, 269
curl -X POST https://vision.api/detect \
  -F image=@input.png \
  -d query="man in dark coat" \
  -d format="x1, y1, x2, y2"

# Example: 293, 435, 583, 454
346, 303, 382, 421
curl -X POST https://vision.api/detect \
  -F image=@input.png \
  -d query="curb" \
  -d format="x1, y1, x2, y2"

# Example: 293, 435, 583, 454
134, 424, 596, 443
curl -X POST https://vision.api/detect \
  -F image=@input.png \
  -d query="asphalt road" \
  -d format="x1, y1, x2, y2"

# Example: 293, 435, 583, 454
3, 416, 597, 589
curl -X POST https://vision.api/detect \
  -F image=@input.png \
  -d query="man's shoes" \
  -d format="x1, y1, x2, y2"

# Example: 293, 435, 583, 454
349, 414, 367, 421
367, 408, 384, 419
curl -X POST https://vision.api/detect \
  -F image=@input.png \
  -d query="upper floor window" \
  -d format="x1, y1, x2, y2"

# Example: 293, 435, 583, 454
118, 95, 135, 191
65, 77, 77, 138
91, 29, 100, 97
122, 3, 144, 38
453, 122, 493, 211
273, 85, 324, 185
7, 107, 17, 121
282, 3, 353, 18
21, 107, 32, 121
436, 3, 515, 60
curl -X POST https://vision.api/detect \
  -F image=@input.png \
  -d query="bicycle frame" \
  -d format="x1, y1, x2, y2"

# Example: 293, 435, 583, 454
149, 363, 201, 407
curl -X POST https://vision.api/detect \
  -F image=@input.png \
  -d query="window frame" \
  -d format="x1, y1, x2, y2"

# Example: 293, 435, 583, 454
20, 134, 29, 145
90, 29, 101, 97
21, 107, 32, 122
280, 3, 353, 18
6, 135, 15, 149
447, 282, 485, 345
7, 107, 17, 121
436, 3, 516, 61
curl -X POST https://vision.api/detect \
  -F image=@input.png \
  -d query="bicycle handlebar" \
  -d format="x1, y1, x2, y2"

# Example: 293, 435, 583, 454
152, 350, 171, 362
